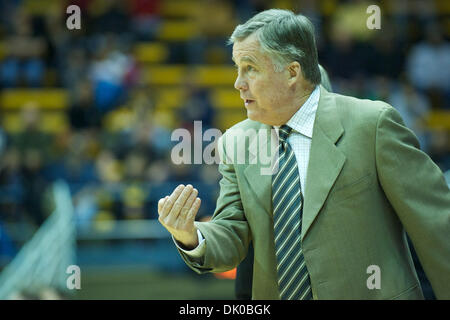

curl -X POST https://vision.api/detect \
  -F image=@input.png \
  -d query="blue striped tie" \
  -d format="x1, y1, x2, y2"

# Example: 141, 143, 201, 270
272, 125, 313, 300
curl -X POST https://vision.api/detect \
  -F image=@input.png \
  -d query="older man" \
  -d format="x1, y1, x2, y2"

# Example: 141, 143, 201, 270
234, 64, 333, 300
158, 9, 450, 299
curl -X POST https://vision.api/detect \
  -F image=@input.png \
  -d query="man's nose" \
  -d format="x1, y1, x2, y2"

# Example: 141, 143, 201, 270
234, 74, 248, 91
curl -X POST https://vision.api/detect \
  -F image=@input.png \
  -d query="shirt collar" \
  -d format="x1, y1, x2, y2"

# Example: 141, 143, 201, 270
274, 85, 320, 138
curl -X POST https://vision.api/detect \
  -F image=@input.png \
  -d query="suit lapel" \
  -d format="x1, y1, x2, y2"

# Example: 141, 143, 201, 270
243, 124, 274, 217
301, 87, 346, 241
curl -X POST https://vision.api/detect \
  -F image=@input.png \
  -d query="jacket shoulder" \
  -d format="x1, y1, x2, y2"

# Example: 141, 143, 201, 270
333, 92, 391, 116
328, 92, 394, 128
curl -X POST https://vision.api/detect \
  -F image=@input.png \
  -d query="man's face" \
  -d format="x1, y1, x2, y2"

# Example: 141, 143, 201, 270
232, 33, 294, 126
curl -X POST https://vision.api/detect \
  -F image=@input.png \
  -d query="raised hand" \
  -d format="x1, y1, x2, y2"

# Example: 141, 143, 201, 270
158, 184, 201, 250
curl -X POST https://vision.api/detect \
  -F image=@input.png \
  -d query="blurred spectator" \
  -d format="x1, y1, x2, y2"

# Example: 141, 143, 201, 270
406, 23, 450, 108
0, 148, 23, 222
88, 35, 137, 113
122, 182, 147, 219
62, 48, 89, 91
321, 21, 366, 80
147, 159, 170, 183
129, 0, 161, 41
409, 0, 438, 25
147, 119, 173, 159
8, 103, 50, 226
90, 0, 131, 35
178, 84, 216, 131
167, 156, 199, 183
68, 80, 101, 130
331, 0, 376, 43
11, 103, 51, 159
114, 121, 158, 165
365, 26, 405, 78
44, 131, 98, 193
94, 149, 123, 220
95, 149, 123, 184
20, 148, 48, 226
187, 0, 237, 64
123, 151, 148, 183
0, 10, 47, 87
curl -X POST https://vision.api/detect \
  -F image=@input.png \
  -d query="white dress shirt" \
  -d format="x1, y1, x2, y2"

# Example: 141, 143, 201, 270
175, 85, 321, 257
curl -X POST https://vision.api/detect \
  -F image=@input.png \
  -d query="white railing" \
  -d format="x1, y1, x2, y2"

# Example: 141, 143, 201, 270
0, 181, 76, 299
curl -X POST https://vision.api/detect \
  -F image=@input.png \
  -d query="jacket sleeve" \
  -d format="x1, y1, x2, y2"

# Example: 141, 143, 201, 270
375, 105, 450, 299
177, 135, 251, 274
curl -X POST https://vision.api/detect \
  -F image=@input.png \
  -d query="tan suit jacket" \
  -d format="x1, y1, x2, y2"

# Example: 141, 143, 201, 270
178, 86, 450, 299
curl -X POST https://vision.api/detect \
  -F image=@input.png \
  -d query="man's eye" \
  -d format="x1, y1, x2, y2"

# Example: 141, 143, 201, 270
247, 65, 255, 71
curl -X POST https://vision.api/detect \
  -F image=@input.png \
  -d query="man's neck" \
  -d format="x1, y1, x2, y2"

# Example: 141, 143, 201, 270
295, 87, 315, 109
276, 86, 315, 126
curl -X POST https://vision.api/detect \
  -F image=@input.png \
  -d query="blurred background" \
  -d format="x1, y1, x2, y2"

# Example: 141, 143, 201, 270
0, 0, 448, 299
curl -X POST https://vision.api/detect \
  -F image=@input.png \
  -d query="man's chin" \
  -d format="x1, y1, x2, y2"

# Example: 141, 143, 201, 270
247, 110, 259, 122
247, 111, 274, 126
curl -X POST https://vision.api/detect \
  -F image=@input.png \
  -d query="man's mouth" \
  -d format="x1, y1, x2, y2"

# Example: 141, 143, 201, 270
244, 99, 255, 107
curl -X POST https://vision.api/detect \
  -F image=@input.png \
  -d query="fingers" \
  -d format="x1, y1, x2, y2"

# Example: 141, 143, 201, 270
160, 184, 185, 219
179, 188, 198, 218
171, 185, 194, 220
159, 184, 198, 223
157, 184, 202, 244
187, 197, 201, 221
158, 196, 168, 213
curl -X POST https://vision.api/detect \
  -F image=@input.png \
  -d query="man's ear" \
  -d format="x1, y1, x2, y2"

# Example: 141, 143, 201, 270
287, 61, 301, 86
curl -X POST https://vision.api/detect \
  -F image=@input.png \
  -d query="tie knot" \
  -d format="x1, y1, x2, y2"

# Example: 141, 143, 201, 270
278, 125, 292, 143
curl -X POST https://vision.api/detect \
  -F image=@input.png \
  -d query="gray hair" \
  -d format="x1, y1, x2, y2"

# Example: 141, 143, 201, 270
319, 64, 332, 91
229, 9, 321, 85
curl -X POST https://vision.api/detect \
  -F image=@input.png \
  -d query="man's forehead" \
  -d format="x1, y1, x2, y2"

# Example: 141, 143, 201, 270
231, 55, 258, 64
232, 33, 262, 63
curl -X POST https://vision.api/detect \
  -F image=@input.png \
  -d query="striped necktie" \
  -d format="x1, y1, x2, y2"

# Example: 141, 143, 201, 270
272, 124, 313, 300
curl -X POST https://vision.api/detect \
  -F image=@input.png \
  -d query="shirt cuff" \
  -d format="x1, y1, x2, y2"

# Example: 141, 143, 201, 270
173, 229, 206, 258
